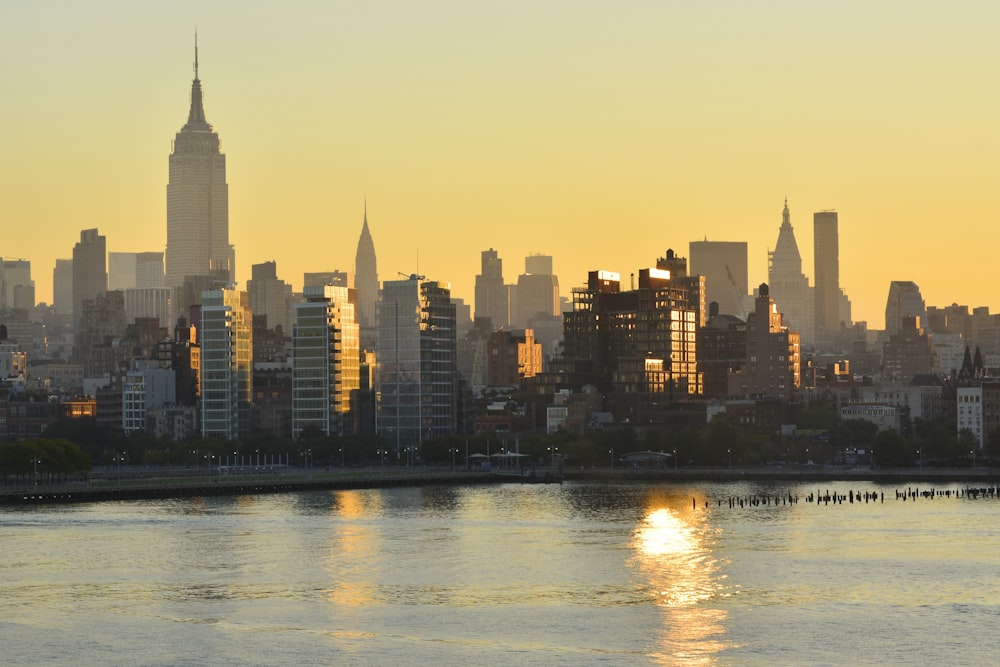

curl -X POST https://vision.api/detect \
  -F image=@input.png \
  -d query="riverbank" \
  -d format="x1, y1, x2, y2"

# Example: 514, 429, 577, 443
3, 465, 998, 506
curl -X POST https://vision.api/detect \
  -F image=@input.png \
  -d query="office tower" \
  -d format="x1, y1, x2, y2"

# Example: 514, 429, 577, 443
136, 252, 165, 289
247, 261, 293, 335
376, 277, 457, 456
200, 288, 252, 439
72, 228, 107, 329
813, 211, 840, 337
512, 254, 559, 329
768, 199, 814, 344
53, 259, 73, 316
475, 249, 508, 330
1, 259, 34, 311
885, 281, 927, 338
742, 283, 801, 400
689, 240, 748, 319
354, 202, 379, 346
292, 284, 360, 437
166, 41, 233, 288
561, 268, 701, 397
108, 252, 137, 291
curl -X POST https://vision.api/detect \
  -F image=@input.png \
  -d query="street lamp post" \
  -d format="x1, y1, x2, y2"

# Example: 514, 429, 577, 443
609, 447, 614, 471
339, 447, 344, 469
31, 457, 41, 486
918, 449, 922, 470
971, 449, 976, 470
673, 448, 677, 471
727, 448, 732, 468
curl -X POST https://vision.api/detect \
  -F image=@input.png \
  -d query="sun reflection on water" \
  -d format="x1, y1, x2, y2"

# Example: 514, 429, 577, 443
631, 504, 733, 665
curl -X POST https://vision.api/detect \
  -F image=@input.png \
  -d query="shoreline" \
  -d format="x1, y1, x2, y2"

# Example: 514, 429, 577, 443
2, 466, 998, 506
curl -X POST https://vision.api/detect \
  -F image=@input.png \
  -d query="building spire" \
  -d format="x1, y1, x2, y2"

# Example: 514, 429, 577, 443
184, 33, 209, 131
364, 195, 368, 225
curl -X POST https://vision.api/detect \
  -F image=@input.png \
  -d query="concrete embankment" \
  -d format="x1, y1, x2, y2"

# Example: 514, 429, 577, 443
0, 471, 504, 506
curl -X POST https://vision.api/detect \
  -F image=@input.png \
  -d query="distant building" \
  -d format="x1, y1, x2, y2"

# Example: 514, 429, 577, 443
768, 199, 814, 345
247, 261, 293, 336
475, 249, 508, 330
53, 259, 73, 317
885, 281, 927, 338
166, 42, 233, 288
72, 229, 107, 329
354, 203, 379, 349
738, 284, 801, 400
511, 254, 559, 329
689, 240, 748, 319
882, 316, 937, 382
813, 211, 841, 340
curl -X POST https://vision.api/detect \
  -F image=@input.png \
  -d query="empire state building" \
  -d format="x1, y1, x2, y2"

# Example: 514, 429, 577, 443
166, 41, 234, 288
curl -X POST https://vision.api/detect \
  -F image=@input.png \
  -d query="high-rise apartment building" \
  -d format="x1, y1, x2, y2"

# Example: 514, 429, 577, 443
813, 211, 840, 337
292, 284, 360, 437
689, 240, 748, 319
72, 228, 107, 329
166, 42, 233, 288
376, 277, 457, 456
53, 259, 73, 317
108, 253, 137, 291
475, 249, 508, 330
200, 288, 252, 439
561, 268, 701, 398
354, 203, 379, 347
768, 199, 814, 344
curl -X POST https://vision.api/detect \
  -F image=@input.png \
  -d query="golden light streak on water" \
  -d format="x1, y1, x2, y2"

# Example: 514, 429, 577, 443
632, 504, 734, 665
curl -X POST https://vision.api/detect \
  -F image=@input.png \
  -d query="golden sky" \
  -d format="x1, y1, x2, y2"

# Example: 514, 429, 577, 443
2, 1, 999, 327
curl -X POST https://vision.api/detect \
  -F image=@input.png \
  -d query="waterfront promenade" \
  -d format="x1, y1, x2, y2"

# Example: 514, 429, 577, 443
3, 463, 999, 506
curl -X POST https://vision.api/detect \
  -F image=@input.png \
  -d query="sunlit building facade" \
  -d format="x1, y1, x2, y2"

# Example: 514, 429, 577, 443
562, 267, 701, 397
292, 284, 360, 437
200, 288, 252, 439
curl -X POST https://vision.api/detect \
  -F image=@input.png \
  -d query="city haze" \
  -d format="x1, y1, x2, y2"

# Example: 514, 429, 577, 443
3, 1, 999, 325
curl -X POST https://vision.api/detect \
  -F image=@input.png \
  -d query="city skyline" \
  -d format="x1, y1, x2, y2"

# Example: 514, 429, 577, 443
4, 2, 1000, 326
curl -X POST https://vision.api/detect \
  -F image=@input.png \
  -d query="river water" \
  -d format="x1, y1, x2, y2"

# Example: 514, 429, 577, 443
2, 480, 999, 666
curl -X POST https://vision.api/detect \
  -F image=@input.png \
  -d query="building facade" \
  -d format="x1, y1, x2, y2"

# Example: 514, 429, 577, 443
292, 284, 360, 437
768, 199, 813, 345
813, 211, 841, 339
199, 288, 252, 440
376, 277, 457, 457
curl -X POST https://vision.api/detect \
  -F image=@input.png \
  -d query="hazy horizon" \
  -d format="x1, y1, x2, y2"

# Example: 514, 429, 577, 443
4, 1, 999, 326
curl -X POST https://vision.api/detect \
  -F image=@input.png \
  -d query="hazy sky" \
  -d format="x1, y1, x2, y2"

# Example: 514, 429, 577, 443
3, 1, 999, 327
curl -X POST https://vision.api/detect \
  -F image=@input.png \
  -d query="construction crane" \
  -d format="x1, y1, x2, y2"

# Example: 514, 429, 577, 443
724, 264, 748, 320
398, 272, 425, 281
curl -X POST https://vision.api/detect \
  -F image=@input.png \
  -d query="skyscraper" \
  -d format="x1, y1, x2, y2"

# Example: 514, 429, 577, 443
768, 199, 813, 344
354, 201, 379, 347
885, 281, 927, 338
512, 254, 559, 329
247, 260, 293, 335
813, 210, 840, 337
166, 40, 233, 288
53, 259, 73, 317
475, 249, 508, 330
72, 228, 107, 329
